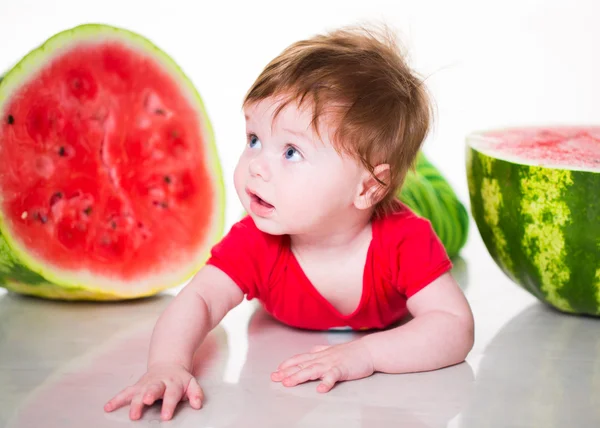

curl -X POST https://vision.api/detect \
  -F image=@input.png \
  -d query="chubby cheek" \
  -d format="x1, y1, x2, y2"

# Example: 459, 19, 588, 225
233, 160, 248, 204
276, 184, 310, 215
276, 173, 342, 228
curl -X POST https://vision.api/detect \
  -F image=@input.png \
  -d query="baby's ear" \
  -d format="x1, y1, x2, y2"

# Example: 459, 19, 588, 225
354, 164, 390, 210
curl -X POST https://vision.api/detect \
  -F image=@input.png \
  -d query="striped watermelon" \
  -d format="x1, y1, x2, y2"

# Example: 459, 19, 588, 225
399, 152, 469, 258
466, 127, 600, 316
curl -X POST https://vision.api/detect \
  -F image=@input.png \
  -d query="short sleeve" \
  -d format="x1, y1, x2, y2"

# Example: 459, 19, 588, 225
206, 216, 274, 300
394, 216, 453, 298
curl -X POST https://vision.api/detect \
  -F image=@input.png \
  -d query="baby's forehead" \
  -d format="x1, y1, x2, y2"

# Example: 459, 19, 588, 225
244, 96, 339, 140
244, 97, 312, 127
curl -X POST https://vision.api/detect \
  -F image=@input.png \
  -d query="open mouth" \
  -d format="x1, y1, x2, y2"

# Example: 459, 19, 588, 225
247, 189, 274, 210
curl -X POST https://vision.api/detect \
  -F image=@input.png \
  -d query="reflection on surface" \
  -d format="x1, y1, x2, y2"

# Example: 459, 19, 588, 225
0, 290, 476, 428
215, 308, 475, 428
460, 303, 600, 427
0, 292, 187, 427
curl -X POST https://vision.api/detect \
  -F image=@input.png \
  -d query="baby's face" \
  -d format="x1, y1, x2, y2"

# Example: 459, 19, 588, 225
234, 96, 366, 235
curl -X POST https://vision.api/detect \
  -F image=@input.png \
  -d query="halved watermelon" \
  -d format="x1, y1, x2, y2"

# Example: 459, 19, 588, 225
0, 24, 225, 300
466, 126, 600, 316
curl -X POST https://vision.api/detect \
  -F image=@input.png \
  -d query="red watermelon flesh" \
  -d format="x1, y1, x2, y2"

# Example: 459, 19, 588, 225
0, 25, 224, 299
472, 127, 600, 171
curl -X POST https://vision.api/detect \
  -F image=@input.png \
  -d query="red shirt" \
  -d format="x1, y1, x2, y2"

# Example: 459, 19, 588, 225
207, 204, 452, 331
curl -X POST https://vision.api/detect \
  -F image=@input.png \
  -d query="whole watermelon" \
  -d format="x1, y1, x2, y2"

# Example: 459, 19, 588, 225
399, 152, 469, 259
466, 126, 600, 316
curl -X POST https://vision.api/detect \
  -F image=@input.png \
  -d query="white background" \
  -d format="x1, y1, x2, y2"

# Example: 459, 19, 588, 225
1, 0, 598, 228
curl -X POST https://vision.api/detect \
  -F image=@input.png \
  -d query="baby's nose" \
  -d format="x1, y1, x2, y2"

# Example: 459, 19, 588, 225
249, 156, 271, 181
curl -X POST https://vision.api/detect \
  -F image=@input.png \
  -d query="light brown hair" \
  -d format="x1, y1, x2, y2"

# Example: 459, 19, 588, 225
243, 24, 432, 216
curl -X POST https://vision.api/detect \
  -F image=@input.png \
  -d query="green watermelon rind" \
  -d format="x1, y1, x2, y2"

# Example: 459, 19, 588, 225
465, 130, 600, 316
0, 23, 225, 299
398, 152, 470, 259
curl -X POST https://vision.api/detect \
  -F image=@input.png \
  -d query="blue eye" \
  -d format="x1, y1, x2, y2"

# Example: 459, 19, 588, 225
248, 134, 261, 149
284, 146, 303, 162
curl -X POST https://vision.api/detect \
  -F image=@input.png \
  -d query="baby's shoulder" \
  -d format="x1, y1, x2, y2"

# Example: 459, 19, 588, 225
374, 205, 451, 294
375, 204, 435, 244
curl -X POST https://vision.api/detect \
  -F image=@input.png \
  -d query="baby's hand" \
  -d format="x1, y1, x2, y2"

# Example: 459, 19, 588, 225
271, 339, 375, 393
104, 363, 203, 421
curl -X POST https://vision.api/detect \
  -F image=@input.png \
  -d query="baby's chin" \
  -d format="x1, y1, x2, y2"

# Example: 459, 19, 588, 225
250, 214, 289, 236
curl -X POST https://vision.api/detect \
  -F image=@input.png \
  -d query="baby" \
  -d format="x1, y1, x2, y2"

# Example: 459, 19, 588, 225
104, 24, 474, 421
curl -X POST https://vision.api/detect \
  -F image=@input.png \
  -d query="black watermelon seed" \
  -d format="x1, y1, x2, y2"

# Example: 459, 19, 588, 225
58, 146, 66, 157
50, 192, 63, 205
154, 108, 166, 115
110, 221, 117, 229
7, 115, 14, 125
37, 213, 48, 224
83, 207, 92, 216
164, 176, 171, 184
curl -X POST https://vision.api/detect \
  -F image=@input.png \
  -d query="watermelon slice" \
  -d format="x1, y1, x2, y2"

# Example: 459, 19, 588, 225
466, 126, 600, 316
0, 24, 225, 300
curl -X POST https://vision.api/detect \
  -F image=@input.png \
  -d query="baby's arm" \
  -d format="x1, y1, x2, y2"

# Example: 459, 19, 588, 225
147, 264, 244, 370
104, 264, 244, 420
272, 272, 473, 392
362, 272, 474, 373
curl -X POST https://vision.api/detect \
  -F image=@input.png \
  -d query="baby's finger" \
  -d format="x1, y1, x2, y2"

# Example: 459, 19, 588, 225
277, 352, 317, 371
160, 384, 183, 421
317, 367, 343, 393
186, 377, 204, 409
271, 361, 308, 381
104, 386, 135, 412
142, 382, 166, 406
282, 363, 326, 387
310, 345, 331, 353
129, 394, 146, 421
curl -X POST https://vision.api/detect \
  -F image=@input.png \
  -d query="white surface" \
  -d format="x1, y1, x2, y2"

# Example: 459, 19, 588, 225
1, 1, 599, 427
1, 227, 599, 427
